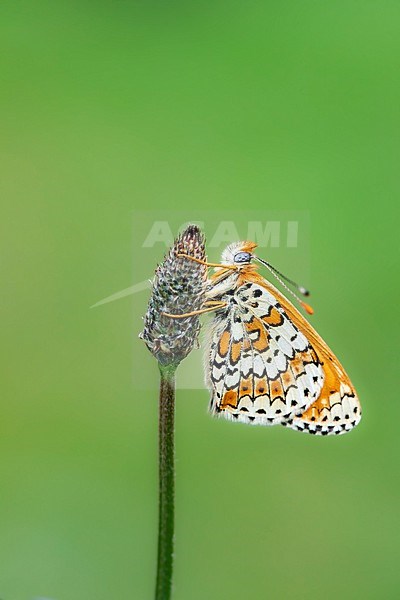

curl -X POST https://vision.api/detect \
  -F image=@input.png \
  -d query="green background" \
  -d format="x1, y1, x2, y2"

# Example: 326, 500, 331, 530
1, 2, 399, 599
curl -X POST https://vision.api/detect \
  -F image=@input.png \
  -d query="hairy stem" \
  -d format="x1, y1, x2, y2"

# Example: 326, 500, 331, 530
155, 363, 177, 600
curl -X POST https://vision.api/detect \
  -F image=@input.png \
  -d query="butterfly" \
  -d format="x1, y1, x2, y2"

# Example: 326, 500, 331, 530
166, 241, 361, 436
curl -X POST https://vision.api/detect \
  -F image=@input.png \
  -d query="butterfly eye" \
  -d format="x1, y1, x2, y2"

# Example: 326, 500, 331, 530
234, 251, 252, 264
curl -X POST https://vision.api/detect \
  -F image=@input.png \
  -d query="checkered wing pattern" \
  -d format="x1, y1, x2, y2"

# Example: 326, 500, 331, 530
206, 282, 324, 425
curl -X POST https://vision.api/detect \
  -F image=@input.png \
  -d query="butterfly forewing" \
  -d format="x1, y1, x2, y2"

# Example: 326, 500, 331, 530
253, 277, 362, 435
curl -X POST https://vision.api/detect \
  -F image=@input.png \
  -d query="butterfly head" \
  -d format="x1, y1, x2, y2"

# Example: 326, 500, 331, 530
221, 241, 258, 267
219, 240, 314, 315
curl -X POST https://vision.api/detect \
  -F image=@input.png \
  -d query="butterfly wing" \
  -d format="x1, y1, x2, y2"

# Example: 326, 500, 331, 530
205, 281, 325, 425
252, 276, 362, 435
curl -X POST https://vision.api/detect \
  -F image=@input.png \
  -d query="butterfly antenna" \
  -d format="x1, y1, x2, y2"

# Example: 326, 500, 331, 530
254, 256, 314, 315
255, 259, 310, 296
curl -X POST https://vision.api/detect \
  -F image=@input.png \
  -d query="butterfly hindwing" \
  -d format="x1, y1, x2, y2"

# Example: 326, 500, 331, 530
206, 282, 325, 425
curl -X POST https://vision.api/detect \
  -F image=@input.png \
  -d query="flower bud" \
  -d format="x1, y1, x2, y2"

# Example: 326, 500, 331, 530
140, 225, 207, 367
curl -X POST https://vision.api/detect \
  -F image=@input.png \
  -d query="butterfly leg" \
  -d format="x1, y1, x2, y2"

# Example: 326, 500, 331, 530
163, 301, 227, 319
176, 253, 237, 270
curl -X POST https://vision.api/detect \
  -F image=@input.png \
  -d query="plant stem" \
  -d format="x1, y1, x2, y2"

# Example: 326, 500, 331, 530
155, 363, 177, 600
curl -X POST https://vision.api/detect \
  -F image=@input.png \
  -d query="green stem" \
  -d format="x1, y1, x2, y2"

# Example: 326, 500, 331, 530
155, 363, 177, 600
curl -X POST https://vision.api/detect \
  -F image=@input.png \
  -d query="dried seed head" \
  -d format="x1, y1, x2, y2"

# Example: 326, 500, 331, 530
140, 225, 207, 367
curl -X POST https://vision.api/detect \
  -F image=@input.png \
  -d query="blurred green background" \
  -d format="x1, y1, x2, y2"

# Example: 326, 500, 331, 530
1, 1, 399, 599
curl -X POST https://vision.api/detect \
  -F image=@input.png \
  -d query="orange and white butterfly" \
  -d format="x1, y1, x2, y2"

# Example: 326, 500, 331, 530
169, 241, 361, 436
